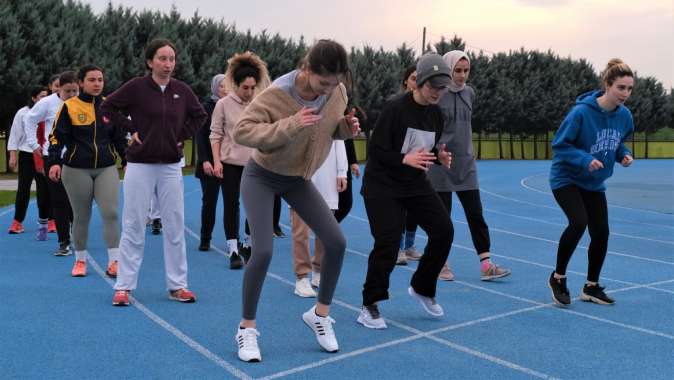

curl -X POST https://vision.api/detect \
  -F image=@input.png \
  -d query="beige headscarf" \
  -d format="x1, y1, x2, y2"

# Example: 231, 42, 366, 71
442, 50, 470, 93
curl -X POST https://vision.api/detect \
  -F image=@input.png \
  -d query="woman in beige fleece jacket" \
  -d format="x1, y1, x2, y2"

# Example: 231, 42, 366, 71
210, 52, 270, 270
231, 40, 360, 362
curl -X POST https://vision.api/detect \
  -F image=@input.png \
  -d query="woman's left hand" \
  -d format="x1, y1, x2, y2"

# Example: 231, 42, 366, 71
336, 177, 347, 192
438, 144, 452, 168
621, 154, 634, 167
345, 108, 360, 136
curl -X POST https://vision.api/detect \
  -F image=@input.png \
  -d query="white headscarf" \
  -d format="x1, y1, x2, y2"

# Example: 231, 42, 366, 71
210, 74, 226, 101
442, 50, 470, 93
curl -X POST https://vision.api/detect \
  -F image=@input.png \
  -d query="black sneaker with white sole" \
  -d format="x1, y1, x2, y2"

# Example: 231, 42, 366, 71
580, 284, 614, 305
229, 252, 243, 270
548, 272, 571, 306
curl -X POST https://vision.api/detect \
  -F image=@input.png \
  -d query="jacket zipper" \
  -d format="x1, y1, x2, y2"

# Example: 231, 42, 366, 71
68, 146, 77, 163
93, 100, 99, 168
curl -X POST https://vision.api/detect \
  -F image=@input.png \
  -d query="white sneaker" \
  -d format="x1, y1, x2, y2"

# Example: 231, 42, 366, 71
357, 304, 387, 329
294, 278, 317, 298
408, 286, 444, 317
396, 250, 408, 265
235, 327, 261, 362
311, 271, 321, 288
302, 306, 339, 353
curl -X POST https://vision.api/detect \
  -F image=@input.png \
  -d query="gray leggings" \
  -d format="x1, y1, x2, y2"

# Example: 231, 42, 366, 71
62, 165, 120, 251
240, 160, 346, 320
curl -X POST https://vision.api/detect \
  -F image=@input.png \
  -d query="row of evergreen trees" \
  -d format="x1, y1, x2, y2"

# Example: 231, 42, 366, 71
1, 0, 672, 150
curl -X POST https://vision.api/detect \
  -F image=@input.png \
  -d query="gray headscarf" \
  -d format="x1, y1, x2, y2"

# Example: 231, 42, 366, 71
442, 50, 470, 93
210, 74, 226, 101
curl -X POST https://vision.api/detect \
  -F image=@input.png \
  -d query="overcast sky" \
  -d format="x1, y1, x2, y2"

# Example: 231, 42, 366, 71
83, 0, 673, 88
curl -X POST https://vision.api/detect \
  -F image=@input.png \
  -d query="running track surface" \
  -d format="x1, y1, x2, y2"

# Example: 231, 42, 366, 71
2, 160, 673, 379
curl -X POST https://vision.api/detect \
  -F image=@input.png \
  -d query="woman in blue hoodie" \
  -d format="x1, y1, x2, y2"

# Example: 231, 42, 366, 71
548, 58, 634, 306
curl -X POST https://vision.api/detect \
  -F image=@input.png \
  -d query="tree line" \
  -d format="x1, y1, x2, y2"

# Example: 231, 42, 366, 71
1, 0, 672, 158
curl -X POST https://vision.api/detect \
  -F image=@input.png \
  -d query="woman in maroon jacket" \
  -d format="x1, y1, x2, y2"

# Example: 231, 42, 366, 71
101, 38, 207, 306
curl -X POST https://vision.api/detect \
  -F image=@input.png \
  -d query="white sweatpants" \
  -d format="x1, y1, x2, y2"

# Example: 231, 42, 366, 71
114, 163, 188, 291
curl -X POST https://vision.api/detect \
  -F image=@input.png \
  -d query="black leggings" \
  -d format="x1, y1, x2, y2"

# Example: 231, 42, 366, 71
334, 171, 352, 223
552, 185, 609, 282
437, 190, 490, 255
14, 151, 50, 222
47, 175, 73, 244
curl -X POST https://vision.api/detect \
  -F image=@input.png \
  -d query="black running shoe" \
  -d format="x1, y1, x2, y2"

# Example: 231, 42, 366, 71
273, 226, 285, 238
580, 284, 615, 305
548, 272, 571, 306
151, 218, 162, 235
229, 252, 243, 270
238, 243, 251, 264
53, 240, 72, 257
198, 238, 210, 251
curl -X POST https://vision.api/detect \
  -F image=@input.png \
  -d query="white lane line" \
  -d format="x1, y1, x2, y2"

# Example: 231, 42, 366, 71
519, 173, 674, 217
86, 254, 252, 380
483, 207, 674, 246
184, 226, 559, 380
347, 214, 674, 266
343, 243, 674, 341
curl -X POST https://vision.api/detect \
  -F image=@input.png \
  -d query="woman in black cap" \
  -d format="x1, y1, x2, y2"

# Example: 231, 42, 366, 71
357, 53, 454, 329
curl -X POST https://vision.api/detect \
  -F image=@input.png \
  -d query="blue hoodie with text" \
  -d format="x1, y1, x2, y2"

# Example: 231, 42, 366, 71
549, 90, 633, 192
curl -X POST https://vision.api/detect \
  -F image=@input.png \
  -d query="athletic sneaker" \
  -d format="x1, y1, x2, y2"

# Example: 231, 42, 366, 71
438, 263, 455, 281
580, 284, 615, 305
294, 278, 317, 298
408, 286, 444, 317
112, 290, 130, 306
548, 272, 571, 306
310, 271, 321, 288
36, 224, 48, 241
357, 304, 387, 329
106, 261, 118, 278
169, 288, 196, 303
236, 327, 261, 362
302, 306, 339, 352
151, 218, 162, 235
47, 219, 56, 233
229, 252, 243, 270
238, 242, 251, 263
405, 246, 423, 261
480, 262, 511, 281
198, 238, 210, 251
273, 225, 285, 238
71, 260, 87, 277
396, 250, 408, 265
53, 240, 72, 256
8, 220, 24, 234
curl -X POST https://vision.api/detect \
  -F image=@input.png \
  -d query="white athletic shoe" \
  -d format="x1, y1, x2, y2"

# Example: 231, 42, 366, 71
396, 249, 408, 265
302, 306, 339, 353
357, 304, 387, 329
408, 287, 444, 317
294, 278, 317, 298
311, 271, 321, 288
235, 327, 261, 362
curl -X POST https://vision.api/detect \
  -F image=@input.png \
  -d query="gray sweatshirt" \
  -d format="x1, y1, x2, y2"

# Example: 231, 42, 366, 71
427, 86, 479, 192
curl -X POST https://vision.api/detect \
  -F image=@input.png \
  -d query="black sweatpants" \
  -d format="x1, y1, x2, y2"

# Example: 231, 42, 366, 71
198, 173, 224, 241
437, 190, 490, 255
552, 185, 609, 282
13, 151, 50, 222
362, 193, 454, 306
335, 170, 352, 223
47, 173, 73, 244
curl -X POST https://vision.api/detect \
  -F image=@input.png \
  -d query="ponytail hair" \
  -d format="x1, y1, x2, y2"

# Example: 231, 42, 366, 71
601, 58, 633, 90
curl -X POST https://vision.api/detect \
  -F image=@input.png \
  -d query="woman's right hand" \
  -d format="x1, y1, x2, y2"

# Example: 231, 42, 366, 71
203, 161, 214, 176
48, 165, 61, 182
131, 132, 143, 145
8, 151, 17, 172
213, 161, 224, 178
402, 148, 437, 171
296, 107, 322, 127
588, 159, 604, 172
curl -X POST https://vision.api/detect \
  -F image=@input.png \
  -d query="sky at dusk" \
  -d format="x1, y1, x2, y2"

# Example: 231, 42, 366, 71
84, 0, 673, 88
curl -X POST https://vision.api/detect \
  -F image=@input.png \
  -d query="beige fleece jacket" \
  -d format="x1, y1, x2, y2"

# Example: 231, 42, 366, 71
233, 83, 353, 179
209, 93, 255, 166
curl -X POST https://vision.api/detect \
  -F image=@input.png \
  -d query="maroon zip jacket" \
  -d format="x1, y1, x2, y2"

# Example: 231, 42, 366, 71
100, 75, 207, 164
